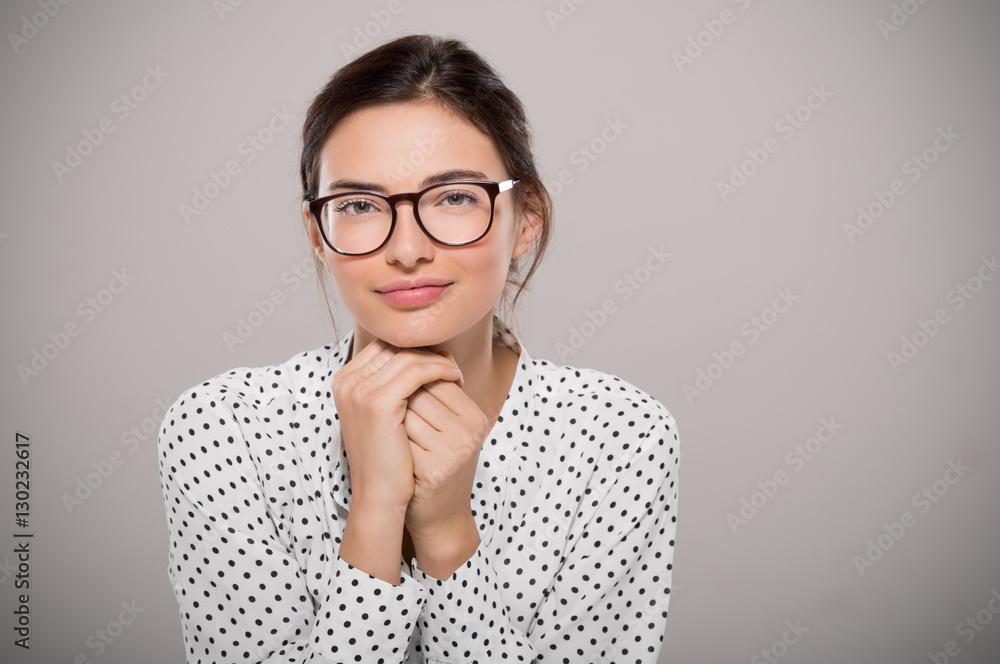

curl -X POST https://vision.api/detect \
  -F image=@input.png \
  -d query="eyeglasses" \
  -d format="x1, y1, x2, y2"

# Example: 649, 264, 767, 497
307, 179, 519, 256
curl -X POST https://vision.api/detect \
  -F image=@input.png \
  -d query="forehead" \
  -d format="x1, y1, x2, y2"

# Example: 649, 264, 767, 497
317, 101, 504, 186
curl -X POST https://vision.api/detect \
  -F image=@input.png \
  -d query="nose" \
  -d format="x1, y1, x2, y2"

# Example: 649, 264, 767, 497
383, 200, 435, 266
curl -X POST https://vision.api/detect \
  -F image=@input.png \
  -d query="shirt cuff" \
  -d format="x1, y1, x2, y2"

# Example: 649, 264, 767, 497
309, 551, 425, 662
411, 544, 506, 663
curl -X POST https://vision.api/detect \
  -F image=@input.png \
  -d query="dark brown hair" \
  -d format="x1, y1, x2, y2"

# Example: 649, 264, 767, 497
299, 33, 553, 341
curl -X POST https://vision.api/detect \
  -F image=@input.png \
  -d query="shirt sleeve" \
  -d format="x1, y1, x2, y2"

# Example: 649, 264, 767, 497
410, 543, 537, 663
157, 381, 426, 664
525, 411, 680, 663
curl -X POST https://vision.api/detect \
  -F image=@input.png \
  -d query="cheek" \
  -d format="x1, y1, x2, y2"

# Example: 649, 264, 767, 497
325, 254, 369, 304
453, 210, 518, 296
457, 244, 513, 302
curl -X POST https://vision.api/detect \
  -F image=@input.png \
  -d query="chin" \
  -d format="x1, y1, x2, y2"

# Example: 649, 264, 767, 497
376, 320, 450, 349
389, 333, 446, 350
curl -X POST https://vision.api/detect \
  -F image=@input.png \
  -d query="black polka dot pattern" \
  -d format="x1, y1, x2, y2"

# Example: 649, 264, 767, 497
158, 316, 680, 663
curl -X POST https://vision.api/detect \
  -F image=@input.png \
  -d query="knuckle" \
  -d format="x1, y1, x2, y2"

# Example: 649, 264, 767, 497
401, 363, 426, 383
368, 392, 393, 412
428, 468, 444, 486
473, 413, 490, 442
461, 429, 480, 451
361, 360, 381, 379
331, 370, 354, 395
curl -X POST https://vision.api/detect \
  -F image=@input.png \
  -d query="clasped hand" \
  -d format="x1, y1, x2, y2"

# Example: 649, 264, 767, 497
332, 337, 490, 550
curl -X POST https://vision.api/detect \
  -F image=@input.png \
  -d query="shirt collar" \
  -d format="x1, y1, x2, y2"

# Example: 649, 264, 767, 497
324, 316, 533, 523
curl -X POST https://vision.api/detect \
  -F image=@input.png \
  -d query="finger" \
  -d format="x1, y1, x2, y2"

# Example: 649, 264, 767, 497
408, 438, 431, 479
367, 349, 463, 399
404, 405, 440, 445
421, 350, 464, 388
436, 350, 465, 388
410, 440, 431, 482
408, 381, 463, 428
412, 347, 461, 374
348, 335, 390, 364
418, 378, 476, 417
358, 342, 401, 380
340, 337, 399, 384
420, 380, 493, 441
334, 337, 394, 393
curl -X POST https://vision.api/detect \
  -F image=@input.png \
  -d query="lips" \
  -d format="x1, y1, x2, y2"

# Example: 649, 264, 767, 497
378, 284, 452, 307
376, 277, 454, 308
376, 277, 454, 293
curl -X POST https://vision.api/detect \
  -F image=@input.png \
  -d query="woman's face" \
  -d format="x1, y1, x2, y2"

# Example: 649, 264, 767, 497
306, 101, 538, 348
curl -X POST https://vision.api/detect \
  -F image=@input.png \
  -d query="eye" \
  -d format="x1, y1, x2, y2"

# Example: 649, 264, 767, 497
438, 189, 480, 207
332, 198, 381, 216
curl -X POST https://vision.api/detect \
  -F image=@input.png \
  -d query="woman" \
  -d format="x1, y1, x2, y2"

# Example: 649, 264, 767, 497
158, 34, 680, 663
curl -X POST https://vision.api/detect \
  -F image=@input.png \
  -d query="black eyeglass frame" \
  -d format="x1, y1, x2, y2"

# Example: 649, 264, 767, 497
307, 179, 520, 256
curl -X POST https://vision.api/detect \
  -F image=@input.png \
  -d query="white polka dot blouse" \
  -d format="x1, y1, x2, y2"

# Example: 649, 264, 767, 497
158, 316, 680, 663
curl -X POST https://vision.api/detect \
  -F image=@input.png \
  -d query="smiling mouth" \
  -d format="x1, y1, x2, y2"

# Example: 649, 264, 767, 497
377, 283, 453, 307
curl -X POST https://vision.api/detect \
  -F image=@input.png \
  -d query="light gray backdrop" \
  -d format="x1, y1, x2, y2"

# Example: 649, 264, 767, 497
2, 1, 999, 662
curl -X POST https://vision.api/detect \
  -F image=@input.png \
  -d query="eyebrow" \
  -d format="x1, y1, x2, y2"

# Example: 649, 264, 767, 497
325, 169, 491, 194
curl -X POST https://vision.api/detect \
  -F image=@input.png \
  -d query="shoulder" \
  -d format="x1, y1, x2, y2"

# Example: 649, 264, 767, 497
157, 344, 339, 452
530, 355, 676, 428
166, 344, 336, 412
523, 354, 679, 463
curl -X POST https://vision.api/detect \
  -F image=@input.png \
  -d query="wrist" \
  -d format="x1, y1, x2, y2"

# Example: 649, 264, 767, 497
339, 502, 407, 586
410, 513, 480, 579
350, 494, 410, 522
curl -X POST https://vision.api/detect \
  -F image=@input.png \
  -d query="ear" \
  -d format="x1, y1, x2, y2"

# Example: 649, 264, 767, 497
511, 201, 543, 260
304, 201, 326, 261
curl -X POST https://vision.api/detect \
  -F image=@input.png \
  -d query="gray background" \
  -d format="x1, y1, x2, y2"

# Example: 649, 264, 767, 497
2, 0, 999, 662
